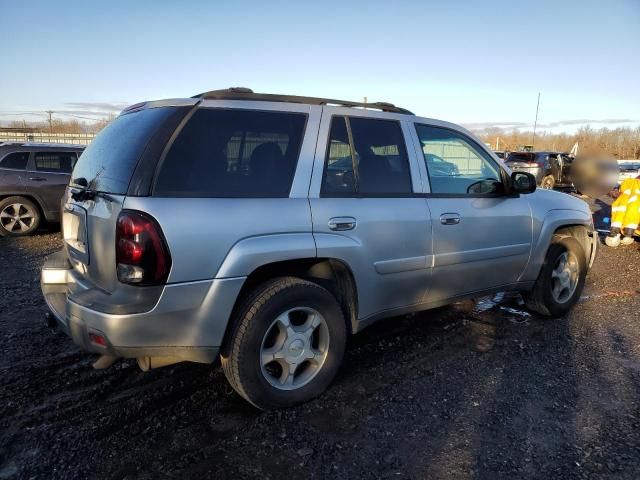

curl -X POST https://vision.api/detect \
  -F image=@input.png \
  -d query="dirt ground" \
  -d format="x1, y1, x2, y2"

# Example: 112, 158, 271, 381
1, 196, 639, 480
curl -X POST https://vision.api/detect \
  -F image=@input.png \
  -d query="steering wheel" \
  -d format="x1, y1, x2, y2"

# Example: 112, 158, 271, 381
466, 177, 500, 194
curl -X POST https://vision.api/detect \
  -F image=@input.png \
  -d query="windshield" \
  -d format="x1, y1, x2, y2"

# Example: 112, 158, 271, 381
71, 107, 178, 194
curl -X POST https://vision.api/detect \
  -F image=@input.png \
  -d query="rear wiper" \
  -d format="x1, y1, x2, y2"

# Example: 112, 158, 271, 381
70, 177, 113, 202
70, 188, 98, 202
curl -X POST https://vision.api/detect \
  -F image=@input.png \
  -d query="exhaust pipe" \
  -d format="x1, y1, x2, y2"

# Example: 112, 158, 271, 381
93, 355, 119, 369
137, 356, 184, 371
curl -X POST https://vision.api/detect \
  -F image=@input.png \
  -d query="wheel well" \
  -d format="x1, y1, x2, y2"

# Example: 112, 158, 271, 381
553, 224, 591, 259
230, 258, 358, 335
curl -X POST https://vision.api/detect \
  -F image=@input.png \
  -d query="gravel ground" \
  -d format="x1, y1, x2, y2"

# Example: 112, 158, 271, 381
1, 197, 639, 480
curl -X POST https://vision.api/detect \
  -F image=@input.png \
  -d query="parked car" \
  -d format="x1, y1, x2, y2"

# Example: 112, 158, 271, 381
505, 151, 573, 190
0, 142, 84, 236
493, 150, 510, 160
617, 161, 640, 185
41, 89, 597, 410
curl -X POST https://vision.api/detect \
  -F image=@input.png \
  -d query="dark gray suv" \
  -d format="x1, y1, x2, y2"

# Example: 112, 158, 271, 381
0, 142, 84, 236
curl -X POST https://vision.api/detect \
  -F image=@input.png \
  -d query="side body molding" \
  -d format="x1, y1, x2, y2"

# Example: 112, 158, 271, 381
215, 233, 317, 278
520, 208, 593, 282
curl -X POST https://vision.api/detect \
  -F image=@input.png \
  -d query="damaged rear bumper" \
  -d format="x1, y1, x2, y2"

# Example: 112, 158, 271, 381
41, 249, 245, 364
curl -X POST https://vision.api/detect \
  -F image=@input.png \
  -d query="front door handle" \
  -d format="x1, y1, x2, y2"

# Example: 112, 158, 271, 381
440, 213, 461, 225
29, 177, 47, 182
328, 217, 357, 231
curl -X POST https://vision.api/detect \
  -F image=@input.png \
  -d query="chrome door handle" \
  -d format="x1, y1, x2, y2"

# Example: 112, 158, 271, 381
328, 217, 357, 231
440, 213, 461, 225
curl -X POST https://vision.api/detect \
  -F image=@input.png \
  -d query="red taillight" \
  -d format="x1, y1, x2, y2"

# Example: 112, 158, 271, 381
116, 210, 171, 285
89, 332, 107, 347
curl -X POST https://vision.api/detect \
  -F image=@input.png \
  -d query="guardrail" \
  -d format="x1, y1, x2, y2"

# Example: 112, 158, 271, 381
0, 132, 96, 145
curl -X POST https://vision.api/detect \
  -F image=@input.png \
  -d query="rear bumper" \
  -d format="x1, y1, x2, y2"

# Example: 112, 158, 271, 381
41, 249, 245, 363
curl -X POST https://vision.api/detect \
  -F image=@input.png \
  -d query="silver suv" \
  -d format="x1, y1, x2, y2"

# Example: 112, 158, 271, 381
41, 88, 597, 410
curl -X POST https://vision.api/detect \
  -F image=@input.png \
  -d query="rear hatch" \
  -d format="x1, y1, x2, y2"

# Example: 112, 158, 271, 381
63, 105, 190, 294
506, 152, 538, 171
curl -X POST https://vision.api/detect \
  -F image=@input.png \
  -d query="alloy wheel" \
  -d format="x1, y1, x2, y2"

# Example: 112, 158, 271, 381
260, 307, 330, 390
0, 203, 35, 233
550, 251, 579, 303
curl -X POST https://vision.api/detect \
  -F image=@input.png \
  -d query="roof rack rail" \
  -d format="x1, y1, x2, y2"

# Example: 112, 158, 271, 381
192, 87, 414, 115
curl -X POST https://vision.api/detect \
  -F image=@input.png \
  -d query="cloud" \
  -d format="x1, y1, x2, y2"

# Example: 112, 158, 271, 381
465, 118, 637, 130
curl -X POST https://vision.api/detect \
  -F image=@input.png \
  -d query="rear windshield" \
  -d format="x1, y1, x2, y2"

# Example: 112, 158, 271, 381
71, 107, 178, 194
154, 108, 307, 197
506, 153, 535, 163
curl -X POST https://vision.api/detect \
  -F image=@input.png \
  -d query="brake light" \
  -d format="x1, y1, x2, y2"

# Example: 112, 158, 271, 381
116, 210, 171, 285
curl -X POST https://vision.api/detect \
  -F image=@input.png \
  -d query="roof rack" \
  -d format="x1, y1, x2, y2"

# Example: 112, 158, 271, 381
192, 87, 414, 115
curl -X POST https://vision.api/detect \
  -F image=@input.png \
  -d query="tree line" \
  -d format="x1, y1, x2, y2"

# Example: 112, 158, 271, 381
6, 116, 115, 135
473, 125, 640, 159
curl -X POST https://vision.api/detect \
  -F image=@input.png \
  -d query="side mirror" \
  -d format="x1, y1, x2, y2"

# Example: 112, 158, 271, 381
511, 171, 537, 194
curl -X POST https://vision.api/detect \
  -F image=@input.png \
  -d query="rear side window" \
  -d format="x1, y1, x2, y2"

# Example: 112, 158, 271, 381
321, 116, 412, 195
71, 107, 180, 194
0, 152, 29, 170
155, 109, 307, 197
34, 152, 77, 173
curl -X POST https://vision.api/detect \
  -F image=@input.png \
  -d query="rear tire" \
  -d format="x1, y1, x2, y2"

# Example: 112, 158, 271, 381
524, 235, 587, 317
221, 276, 347, 410
0, 196, 41, 237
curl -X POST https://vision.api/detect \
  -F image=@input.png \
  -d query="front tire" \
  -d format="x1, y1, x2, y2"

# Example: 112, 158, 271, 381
221, 277, 347, 410
524, 235, 587, 317
0, 196, 41, 237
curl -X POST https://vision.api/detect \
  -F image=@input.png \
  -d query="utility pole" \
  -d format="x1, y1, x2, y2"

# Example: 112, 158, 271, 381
46, 110, 54, 134
363, 96, 367, 109
531, 92, 540, 149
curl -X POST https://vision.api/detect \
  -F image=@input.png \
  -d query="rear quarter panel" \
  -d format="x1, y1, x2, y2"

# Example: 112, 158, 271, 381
123, 197, 315, 283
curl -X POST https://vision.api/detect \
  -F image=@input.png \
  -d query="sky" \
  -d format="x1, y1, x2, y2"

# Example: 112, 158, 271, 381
1, 0, 639, 133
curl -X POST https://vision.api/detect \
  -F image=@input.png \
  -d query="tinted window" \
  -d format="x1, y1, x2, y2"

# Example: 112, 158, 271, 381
415, 125, 501, 194
506, 152, 535, 163
34, 152, 77, 173
71, 107, 179, 194
0, 152, 29, 170
155, 109, 307, 197
321, 117, 412, 195
322, 117, 356, 194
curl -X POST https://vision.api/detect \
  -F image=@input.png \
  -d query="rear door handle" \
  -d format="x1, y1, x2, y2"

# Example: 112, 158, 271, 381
440, 213, 461, 225
328, 217, 357, 231
29, 177, 47, 182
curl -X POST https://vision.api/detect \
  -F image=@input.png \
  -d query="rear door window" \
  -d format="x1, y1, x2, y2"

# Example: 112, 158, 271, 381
322, 117, 356, 194
155, 109, 307, 197
321, 116, 412, 195
0, 152, 29, 170
34, 152, 77, 173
